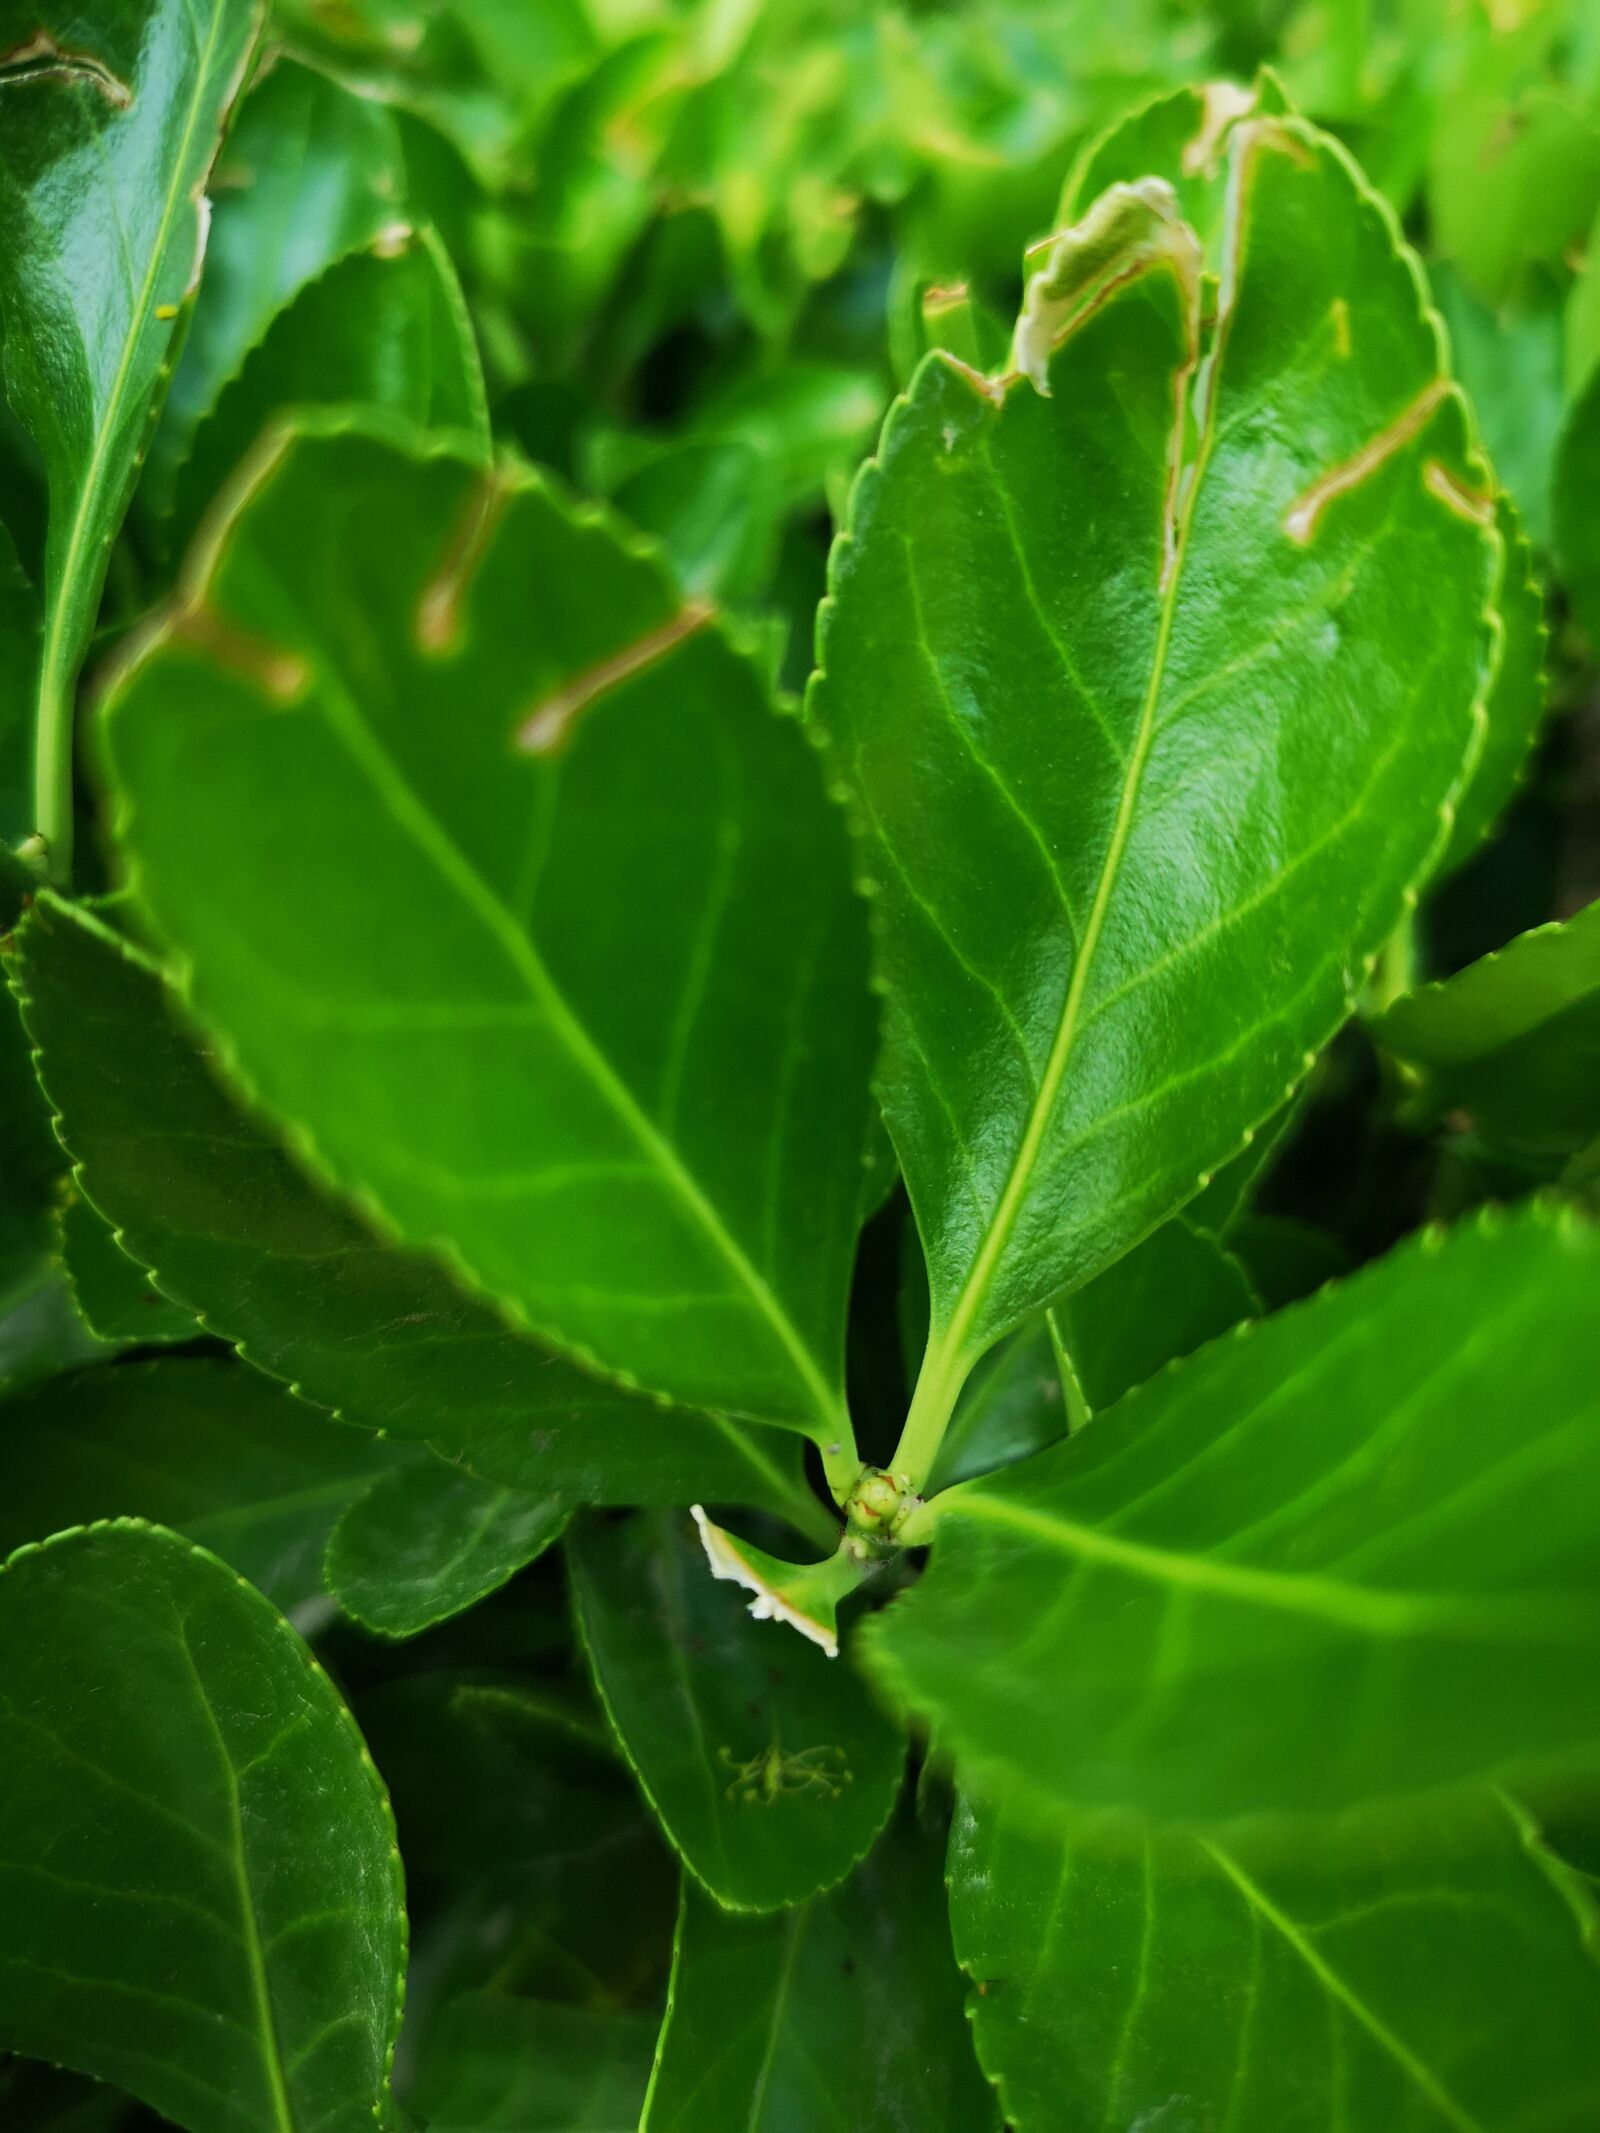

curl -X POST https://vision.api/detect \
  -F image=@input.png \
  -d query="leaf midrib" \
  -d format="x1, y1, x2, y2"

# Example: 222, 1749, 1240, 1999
1201, 1841, 1485, 2133
36, 0, 231, 750
946, 1489, 1538, 1639
174, 1613, 298, 2133
929, 247, 1216, 1371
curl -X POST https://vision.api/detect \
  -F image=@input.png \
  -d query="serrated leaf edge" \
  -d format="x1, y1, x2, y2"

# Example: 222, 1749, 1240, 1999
0, 1513, 409, 2132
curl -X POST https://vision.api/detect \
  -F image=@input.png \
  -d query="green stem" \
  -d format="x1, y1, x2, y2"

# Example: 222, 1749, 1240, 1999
1369, 915, 1417, 1016
818, 1420, 863, 1509
888, 1323, 975, 1496
34, 657, 74, 884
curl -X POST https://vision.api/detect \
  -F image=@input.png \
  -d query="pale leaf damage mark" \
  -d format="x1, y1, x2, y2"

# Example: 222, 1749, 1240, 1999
1011, 178, 1204, 400
936, 351, 1004, 406
414, 468, 516, 655
1182, 80, 1257, 176
1009, 178, 1205, 589
0, 31, 131, 106
184, 193, 212, 299
1329, 296, 1351, 357
1284, 378, 1449, 545
1423, 459, 1496, 527
172, 603, 309, 704
691, 1506, 840, 1657
515, 601, 715, 755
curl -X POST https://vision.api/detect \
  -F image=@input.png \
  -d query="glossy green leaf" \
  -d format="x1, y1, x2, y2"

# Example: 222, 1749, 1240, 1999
812, 112, 1497, 1462
568, 1509, 904, 1911
146, 53, 411, 517
101, 419, 877, 1456
1371, 898, 1600, 1159
326, 1459, 567, 1638
0, 0, 259, 876
1432, 263, 1564, 547
641, 1820, 999, 2133
10, 894, 833, 1532
0, 975, 104, 1394
409, 1993, 655, 2133
927, 1217, 1257, 1491
0, 1519, 406, 2133
1051, 1214, 1258, 1418
168, 228, 489, 557
55, 1186, 199, 1345
1554, 362, 1600, 652
0, 1356, 407, 1615
1182, 1087, 1304, 1240
951, 1784, 1600, 2132
923, 1318, 1066, 1496
873, 1206, 1600, 1829
1439, 494, 1546, 873
1058, 76, 1289, 237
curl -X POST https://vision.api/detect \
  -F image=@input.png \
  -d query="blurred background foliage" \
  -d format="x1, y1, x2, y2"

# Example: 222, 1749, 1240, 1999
137, 0, 1600, 685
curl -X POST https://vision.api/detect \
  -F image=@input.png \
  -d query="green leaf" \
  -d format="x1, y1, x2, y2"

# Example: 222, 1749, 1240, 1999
0, 979, 68, 1307
1182, 1088, 1304, 1240
812, 112, 1498, 1470
641, 1820, 999, 2132
1228, 1209, 1352, 1310
0, 1518, 406, 2133
0, 1266, 107, 1401
872, 1205, 1600, 1830
363, 1673, 677, 2015
1568, 201, 1600, 397
0, 518, 38, 844
922, 1312, 1071, 1493
409, 1993, 655, 2133
1370, 898, 1600, 1159
0, 1356, 409, 1615
55, 1186, 199, 1345
100, 419, 877, 1459
145, 53, 412, 518
950, 1784, 1600, 2132
168, 227, 490, 558
0, 0, 260, 877
1432, 263, 1564, 547
1058, 77, 1289, 237
1050, 1214, 1258, 1419
325, 1459, 567, 1638
1555, 362, 1600, 653
0, 971, 105, 1394
1439, 494, 1546, 873
927, 1217, 1257, 1491
1429, 84, 1600, 306
9, 894, 833, 1531
568, 1509, 905, 1911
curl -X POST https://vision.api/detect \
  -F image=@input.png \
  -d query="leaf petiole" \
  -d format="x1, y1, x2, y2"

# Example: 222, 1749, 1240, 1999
888, 1325, 978, 1498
